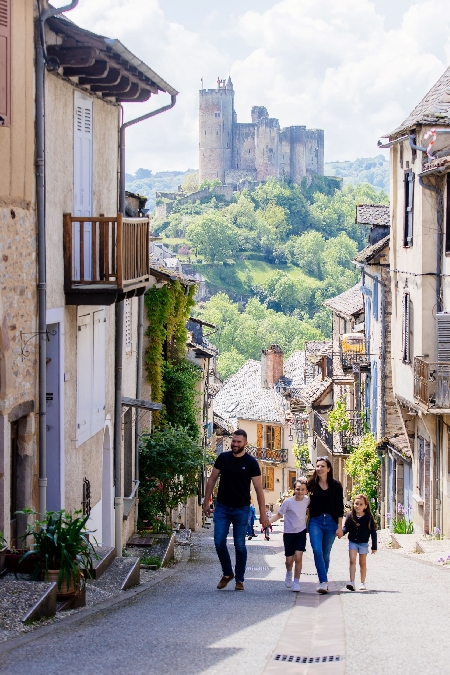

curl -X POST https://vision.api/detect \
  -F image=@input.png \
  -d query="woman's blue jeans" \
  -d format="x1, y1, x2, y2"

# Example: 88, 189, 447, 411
308, 514, 338, 583
214, 502, 250, 583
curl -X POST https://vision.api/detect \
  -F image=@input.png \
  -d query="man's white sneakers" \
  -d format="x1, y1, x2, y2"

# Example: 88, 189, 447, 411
285, 573, 293, 589
316, 582, 328, 594
292, 579, 301, 592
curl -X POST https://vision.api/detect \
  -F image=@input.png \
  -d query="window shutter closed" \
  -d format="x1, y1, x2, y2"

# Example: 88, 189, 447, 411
74, 92, 93, 280
77, 312, 93, 444
402, 292, 411, 363
0, 0, 11, 127
93, 308, 106, 430
268, 468, 274, 491
274, 426, 281, 449
404, 171, 414, 246
257, 423, 263, 448
437, 313, 450, 362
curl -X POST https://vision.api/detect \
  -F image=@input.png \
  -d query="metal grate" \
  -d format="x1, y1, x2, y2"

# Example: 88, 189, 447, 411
246, 566, 270, 571
274, 654, 344, 664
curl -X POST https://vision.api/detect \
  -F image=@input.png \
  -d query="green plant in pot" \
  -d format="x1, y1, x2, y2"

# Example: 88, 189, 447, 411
0, 531, 6, 574
19, 509, 98, 596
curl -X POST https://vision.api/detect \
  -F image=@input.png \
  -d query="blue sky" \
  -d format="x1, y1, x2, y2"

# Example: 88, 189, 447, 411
66, 0, 450, 173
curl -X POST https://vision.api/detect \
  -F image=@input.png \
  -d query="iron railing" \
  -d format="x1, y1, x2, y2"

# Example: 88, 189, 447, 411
246, 446, 288, 464
340, 335, 370, 371
340, 411, 366, 452
313, 411, 333, 452
414, 356, 450, 409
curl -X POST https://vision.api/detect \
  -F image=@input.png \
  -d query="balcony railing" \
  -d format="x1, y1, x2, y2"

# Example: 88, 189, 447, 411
340, 412, 366, 452
313, 411, 333, 452
63, 213, 151, 304
246, 446, 288, 464
414, 357, 450, 410
340, 334, 370, 371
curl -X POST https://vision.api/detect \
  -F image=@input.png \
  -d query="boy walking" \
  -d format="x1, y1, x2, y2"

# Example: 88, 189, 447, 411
270, 479, 309, 592
203, 430, 269, 591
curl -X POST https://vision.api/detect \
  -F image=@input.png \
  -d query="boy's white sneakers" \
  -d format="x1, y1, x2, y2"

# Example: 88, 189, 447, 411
292, 579, 301, 592
316, 582, 328, 594
359, 582, 367, 591
346, 581, 355, 591
285, 573, 293, 589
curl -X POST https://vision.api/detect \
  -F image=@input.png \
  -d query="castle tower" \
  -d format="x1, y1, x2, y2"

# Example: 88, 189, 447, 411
199, 77, 234, 183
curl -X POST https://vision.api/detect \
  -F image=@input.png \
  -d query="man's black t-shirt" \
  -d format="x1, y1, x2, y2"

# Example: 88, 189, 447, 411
214, 451, 261, 507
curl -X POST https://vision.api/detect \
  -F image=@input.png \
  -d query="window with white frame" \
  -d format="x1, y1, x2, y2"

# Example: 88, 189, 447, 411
77, 307, 106, 445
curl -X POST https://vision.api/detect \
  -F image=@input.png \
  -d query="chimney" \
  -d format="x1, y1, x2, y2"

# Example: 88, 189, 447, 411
261, 344, 284, 388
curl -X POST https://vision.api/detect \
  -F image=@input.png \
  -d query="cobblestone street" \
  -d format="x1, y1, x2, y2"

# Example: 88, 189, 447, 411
1, 525, 449, 674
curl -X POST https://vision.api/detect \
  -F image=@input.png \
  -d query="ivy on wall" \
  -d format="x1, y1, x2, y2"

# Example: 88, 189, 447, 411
345, 433, 381, 515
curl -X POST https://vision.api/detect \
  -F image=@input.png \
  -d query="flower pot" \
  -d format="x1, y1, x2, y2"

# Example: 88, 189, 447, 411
5, 550, 42, 574
42, 569, 79, 598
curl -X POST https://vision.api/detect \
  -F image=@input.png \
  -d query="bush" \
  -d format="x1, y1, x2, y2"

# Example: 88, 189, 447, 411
345, 433, 381, 515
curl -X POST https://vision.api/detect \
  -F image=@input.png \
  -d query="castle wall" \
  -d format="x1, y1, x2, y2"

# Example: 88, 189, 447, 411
199, 88, 234, 183
279, 129, 291, 181
255, 118, 280, 181
233, 123, 256, 172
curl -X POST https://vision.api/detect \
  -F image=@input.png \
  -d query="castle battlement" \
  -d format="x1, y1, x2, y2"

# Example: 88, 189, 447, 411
199, 78, 324, 185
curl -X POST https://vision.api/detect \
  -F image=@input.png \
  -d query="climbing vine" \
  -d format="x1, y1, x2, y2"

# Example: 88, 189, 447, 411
327, 397, 353, 433
162, 360, 201, 438
345, 433, 381, 514
292, 442, 311, 474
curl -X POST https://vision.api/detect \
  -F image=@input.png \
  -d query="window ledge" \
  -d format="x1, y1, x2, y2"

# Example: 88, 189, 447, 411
413, 493, 424, 505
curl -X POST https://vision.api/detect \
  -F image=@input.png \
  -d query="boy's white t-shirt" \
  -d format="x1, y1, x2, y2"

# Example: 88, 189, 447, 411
278, 495, 309, 534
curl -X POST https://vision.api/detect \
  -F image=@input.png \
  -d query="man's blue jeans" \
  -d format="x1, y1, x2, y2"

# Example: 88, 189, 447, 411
308, 514, 338, 583
214, 502, 250, 583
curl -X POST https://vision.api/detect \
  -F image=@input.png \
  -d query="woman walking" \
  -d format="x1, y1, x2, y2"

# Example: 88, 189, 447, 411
307, 456, 344, 594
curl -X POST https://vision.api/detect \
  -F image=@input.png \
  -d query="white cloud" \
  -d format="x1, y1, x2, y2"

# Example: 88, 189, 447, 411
67, 0, 450, 170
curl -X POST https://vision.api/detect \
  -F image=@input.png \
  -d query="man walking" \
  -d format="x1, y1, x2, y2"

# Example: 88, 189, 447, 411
203, 429, 269, 591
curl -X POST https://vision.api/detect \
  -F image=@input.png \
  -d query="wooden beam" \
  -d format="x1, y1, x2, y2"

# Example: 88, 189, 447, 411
65, 60, 109, 79
79, 67, 121, 87
118, 87, 152, 103
47, 46, 98, 67
91, 75, 132, 94
115, 83, 139, 100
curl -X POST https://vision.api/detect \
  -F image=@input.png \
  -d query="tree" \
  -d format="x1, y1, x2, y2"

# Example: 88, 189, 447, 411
322, 232, 358, 276
289, 231, 325, 278
139, 426, 204, 529
186, 212, 238, 262
345, 433, 381, 515
181, 171, 199, 193
217, 347, 247, 380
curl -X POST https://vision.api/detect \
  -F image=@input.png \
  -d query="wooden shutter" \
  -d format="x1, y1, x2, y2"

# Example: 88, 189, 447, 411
77, 311, 93, 444
74, 92, 93, 280
93, 308, 106, 432
402, 292, 411, 363
267, 467, 274, 491
257, 423, 263, 448
274, 426, 281, 449
0, 0, 11, 127
404, 171, 414, 246
437, 313, 450, 362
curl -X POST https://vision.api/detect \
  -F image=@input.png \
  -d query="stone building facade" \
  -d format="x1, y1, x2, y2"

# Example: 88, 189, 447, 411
199, 78, 324, 185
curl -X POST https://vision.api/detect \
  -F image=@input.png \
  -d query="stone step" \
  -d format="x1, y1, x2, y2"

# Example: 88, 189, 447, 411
91, 546, 116, 580
93, 556, 140, 593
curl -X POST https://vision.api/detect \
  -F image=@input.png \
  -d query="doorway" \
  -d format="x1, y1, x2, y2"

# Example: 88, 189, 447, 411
10, 420, 18, 547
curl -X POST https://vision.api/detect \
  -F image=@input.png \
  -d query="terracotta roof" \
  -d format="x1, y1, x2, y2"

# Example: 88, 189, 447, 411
323, 284, 364, 321
290, 376, 332, 406
353, 235, 390, 264
389, 66, 450, 137
421, 154, 450, 176
387, 433, 412, 459
355, 204, 390, 226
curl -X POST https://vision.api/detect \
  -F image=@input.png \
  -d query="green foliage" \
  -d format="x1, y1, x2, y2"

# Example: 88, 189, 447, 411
327, 398, 353, 433
186, 212, 239, 262
288, 231, 325, 278
324, 155, 389, 192
217, 347, 247, 381
0, 531, 5, 547
181, 172, 199, 194
19, 509, 98, 590
138, 426, 204, 528
345, 433, 381, 514
292, 443, 311, 473
144, 281, 196, 422
140, 554, 162, 567
162, 360, 201, 438
126, 168, 197, 210
199, 178, 222, 191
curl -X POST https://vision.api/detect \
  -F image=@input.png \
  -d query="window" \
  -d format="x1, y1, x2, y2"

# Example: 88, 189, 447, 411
77, 307, 106, 445
266, 425, 275, 450
402, 292, 411, 363
214, 111, 220, 118
0, 0, 11, 127
403, 170, 414, 246
445, 174, 450, 254
262, 466, 274, 491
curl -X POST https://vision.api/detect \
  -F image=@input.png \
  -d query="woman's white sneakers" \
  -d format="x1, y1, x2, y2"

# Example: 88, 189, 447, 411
292, 579, 301, 592
316, 582, 328, 594
285, 572, 293, 589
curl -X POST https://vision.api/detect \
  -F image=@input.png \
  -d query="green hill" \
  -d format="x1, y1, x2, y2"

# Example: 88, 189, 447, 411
324, 155, 389, 192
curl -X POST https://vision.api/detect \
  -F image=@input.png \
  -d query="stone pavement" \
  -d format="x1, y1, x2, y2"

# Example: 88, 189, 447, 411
0, 524, 449, 674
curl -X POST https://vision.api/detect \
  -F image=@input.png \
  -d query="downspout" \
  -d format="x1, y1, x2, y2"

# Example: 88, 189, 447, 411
114, 94, 177, 551
133, 294, 144, 531
35, 0, 79, 518
418, 174, 443, 532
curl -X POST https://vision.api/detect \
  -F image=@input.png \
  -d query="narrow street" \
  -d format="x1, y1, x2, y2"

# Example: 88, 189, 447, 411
1, 526, 449, 675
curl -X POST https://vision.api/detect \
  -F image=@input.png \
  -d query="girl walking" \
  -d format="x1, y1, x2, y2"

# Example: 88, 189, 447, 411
270, 479, 309, 592
307, 457, 344, 594
343, 494, 377, 591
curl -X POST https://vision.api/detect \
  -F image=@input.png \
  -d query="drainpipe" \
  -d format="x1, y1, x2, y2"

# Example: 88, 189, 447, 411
133, 294, 144, 531
418, 174, 443, 532
114, 94, 177, 550
35, 0, 79, 518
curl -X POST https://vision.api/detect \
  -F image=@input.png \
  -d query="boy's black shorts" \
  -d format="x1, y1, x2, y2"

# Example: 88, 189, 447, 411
283, 530, 307, 557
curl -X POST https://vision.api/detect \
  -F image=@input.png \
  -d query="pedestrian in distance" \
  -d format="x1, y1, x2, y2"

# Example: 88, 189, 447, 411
247, 499, 257, 540
343, 494, 377, 591
307, 456, 344, 594
270, 478, 310, 592
203, 429, 270, 591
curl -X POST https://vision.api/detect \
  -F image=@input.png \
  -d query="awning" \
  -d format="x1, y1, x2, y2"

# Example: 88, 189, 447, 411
122, 397, 163, 411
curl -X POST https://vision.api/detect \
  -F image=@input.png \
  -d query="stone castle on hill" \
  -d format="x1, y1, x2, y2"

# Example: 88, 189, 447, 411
199, 77, 324, 185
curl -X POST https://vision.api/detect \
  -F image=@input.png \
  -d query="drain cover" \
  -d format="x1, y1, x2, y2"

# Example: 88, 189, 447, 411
274, 654, 344, 664
246, 566, 270, 571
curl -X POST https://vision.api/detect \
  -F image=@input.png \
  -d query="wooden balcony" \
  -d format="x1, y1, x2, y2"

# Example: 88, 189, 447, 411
340, 334, 370, 372
63, 214, 151, 305
246, 446, 288, 464
414, 357, 450, 411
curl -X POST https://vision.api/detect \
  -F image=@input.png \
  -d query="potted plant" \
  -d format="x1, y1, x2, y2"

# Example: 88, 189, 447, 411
0, 531, 6, 574
19, 510, 98, 597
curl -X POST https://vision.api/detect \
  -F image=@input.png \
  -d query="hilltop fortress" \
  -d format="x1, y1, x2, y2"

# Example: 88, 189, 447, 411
199, 77, 324, 185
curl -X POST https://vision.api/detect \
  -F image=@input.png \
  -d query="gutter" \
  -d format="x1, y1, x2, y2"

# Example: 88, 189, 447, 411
114, 93, 177, 552
35, 0, 80, 517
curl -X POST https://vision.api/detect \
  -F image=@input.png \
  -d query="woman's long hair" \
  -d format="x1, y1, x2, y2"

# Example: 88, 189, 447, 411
351, 494, 375, 528
307, 456, 334, 492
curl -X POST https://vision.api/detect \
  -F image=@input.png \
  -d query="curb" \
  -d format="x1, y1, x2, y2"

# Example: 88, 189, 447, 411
0, 547, 189, 655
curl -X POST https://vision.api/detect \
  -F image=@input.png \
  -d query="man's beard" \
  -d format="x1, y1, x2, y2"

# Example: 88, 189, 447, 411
231, 445, 243, 454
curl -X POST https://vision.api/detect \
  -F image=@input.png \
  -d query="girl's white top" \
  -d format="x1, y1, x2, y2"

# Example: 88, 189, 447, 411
278, 496, 310, 533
